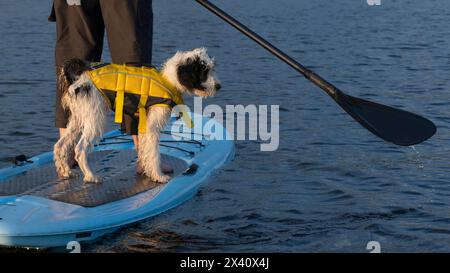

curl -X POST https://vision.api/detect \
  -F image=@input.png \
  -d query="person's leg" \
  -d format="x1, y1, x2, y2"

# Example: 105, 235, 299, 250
53, 0, 105, 137
100, 0, 153, 65
121, 113, 140, 151
120, 114, 175, 174
100, 0, 160, 172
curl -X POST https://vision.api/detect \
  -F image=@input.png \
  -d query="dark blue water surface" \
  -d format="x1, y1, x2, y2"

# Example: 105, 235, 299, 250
1, 0, 450, 252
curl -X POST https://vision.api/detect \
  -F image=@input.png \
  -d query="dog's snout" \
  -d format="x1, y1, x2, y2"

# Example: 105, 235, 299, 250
215, 83, 222, 91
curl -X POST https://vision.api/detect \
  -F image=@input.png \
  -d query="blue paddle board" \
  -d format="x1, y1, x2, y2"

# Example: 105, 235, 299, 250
0, 113, 234, 248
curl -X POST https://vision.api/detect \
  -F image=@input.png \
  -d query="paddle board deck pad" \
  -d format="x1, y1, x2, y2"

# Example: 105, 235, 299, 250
0, 113, 234, 248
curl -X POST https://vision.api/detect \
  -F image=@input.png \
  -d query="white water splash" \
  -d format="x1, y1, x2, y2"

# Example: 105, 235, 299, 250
410, 146, 425, 169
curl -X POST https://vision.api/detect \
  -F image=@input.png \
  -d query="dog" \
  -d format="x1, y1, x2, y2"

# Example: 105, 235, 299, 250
54, 48, 221, 183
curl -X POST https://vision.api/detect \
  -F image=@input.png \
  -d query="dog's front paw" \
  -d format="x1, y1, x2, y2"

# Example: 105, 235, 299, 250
153, 174, 171, 184
83, 175, 103, 184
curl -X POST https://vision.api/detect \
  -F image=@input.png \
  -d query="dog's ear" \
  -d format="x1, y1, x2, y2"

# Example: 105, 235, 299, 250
63, 59, 90, 83
57, 66, 71, 97
58, 59, 90, 97
177, 56, 210, 91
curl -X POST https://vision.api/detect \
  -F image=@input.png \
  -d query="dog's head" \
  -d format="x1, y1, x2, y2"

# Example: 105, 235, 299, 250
162, 48, 221, 97
58, 58, 92, 98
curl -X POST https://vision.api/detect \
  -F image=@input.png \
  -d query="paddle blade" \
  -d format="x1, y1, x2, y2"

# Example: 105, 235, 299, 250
335, 92, 437, 146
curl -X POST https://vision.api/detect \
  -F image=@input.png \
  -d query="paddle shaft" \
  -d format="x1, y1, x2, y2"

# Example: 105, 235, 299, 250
196, 0, 340, 99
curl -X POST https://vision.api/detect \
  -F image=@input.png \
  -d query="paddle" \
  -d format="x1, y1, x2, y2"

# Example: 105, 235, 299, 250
195, 0, 436, 146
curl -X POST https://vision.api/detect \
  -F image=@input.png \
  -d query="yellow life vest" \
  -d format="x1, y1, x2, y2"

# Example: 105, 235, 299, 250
87, 64, 193, 133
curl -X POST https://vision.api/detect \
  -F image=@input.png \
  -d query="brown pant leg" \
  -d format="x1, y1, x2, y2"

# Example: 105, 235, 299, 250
100, 0, 153, 64
53, 0, 105, 128
100, 0, 154, 135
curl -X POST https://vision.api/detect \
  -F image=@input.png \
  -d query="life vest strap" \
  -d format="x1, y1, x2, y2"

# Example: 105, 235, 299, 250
114, 67, 126, 124
138, 67, 150, 133
180, 106, 194, 129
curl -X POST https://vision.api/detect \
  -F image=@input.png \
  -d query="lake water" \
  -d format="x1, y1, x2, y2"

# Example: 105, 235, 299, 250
1, 0, 450, 252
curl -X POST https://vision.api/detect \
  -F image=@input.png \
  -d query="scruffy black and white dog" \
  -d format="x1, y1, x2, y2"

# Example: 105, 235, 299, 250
54, 48, 221, 183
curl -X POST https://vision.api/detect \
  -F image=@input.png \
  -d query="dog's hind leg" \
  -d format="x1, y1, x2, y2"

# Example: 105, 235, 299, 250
138, 106, 171, 183
75, 135, 102, 183
71, 85, 108, 183
75, 115, 106, 183
54, 121, 81, 179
